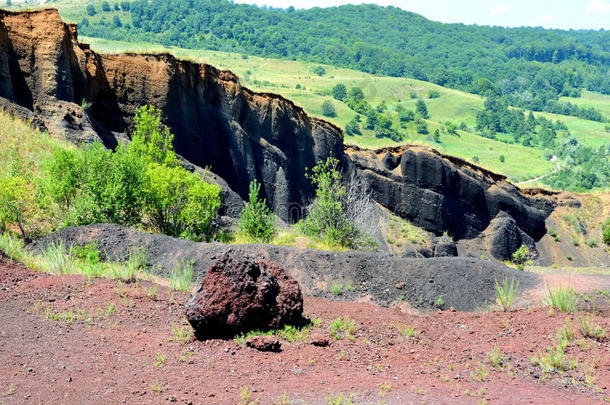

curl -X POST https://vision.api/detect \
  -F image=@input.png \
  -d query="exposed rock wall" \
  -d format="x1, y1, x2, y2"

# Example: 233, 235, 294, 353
0, 9, 551, 249
346, 145, 548, 243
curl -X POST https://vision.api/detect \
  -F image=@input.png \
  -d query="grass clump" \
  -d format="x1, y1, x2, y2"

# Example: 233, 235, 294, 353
511, 245, 530, 270
544, 285, 578, 313
578, 315, 607, 342
494, 277, 519, 311
486, 346, 504, 368
396, 325, 418, 339
327, 392, 356, 405
40, 240, 73, 275
328, 317, 358, 341
234, 319, 321, 344
169, 323, 194, 344
169, 260, 194, 291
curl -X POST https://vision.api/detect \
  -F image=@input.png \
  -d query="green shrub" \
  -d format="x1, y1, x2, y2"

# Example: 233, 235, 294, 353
129, 105, 177, 166
237, 181, 276, 243
144, 164, 221, 239
511, 245, 530, 269
0, 176, 36, 238
43, 143, 146, 228
299, 157, 365, 249
321, 100, 337, 117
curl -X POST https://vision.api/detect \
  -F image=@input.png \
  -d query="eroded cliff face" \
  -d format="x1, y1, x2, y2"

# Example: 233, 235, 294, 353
0, 9, 550, 252
0, 9, 343, 221
346, 145, 549, 254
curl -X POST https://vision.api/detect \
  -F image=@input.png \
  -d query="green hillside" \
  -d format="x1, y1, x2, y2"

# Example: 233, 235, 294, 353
81, 36, 610, 186
14, 0, 610, 123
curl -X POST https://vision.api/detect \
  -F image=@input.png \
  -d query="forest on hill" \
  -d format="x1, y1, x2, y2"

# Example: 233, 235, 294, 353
75, 0, 610, 121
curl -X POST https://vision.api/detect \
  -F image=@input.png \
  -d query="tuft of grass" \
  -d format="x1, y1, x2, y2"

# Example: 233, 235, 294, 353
494, 277, 519, 311
557, 319, 576, 343
329, 284, 344, 296
434, 296, 445, 309
169, 323, 194, 344
578, 315, 607, 342
153, 352, 167, 368
328, 317, 358, 341
234, 320, 320, 344
544, 285, 578, 313
169, 260, 194, 291
486, 346, 504, 368
396, 325, 418, 338
327, 392, 356, 405
150, 380, 163, 394
146, 286, 158, 300
40, 240, 73, 275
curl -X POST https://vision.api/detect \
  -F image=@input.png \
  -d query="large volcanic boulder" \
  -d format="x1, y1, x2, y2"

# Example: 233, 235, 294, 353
185, 251, 303, 339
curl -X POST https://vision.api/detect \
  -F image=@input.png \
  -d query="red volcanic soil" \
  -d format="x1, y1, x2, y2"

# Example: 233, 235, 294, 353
1, 255, 609, 405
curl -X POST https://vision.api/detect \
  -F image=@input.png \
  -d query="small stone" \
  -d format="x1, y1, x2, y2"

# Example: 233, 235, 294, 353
394, 282, 406, 290
309, 334, 330, 347
246, 336, 281, 352
66, 376, 72, 382
449, 306, 456, 312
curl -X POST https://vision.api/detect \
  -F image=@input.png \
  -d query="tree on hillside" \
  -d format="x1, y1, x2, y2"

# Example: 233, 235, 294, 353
113, 16, 123, 28
130, 106, 176, 166
299, 157, 369, 248
345, 116, 361, 135
101, 1, 111, 12
86, 5, 96, 16
322, 100, 337, 117
416, 99, 430, 119
332, 83, 347, 101
348, 87, 364, 101
399, 110, 415, 122
0, 176, 35, 239
313, 66, 326, 76
433, 129, 441, 143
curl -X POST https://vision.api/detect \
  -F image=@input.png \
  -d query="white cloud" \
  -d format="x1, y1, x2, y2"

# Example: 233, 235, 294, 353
538, 14, 557, 23
490, 3, 509, 15
586, 0, 610, 13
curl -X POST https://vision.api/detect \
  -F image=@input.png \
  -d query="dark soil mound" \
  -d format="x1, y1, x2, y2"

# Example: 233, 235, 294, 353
32, 224, 541, 311
186, 251, 303, 338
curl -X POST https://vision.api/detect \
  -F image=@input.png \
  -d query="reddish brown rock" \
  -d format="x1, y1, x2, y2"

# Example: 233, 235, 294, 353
185, 250, 303, 339
246, 336, 281, 352
308, 334, 330, 347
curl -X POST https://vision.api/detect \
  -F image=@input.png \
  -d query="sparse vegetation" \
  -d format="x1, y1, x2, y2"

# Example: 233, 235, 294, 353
329, 317, 358, 341
578, 315, 607, 341
170, 323, 194, 344
168, 260, 194, 292
299, 157, 372, 249
544, 285, 578, 313
487, 346, 503, 368
494, 278, 519, 311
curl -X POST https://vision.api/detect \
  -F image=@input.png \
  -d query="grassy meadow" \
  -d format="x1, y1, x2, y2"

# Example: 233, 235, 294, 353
81, 36, 569, 181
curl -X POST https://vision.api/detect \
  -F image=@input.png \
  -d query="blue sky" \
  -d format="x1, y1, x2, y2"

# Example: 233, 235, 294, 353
234, 0, 610, 30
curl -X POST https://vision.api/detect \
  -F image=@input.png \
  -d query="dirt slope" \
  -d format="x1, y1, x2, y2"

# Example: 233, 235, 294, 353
1, 255, 609, 404
32, 224, 542, 312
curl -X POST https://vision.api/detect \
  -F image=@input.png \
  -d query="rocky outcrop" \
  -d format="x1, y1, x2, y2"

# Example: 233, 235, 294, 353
185, 251, 304, 338
1, 9, 552, 250
346, 145, 548, 243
